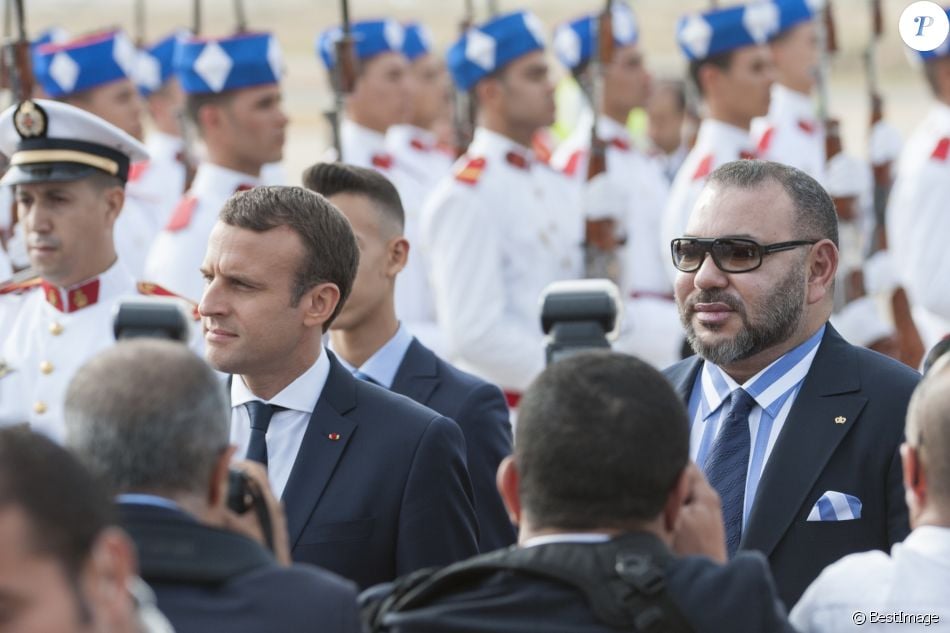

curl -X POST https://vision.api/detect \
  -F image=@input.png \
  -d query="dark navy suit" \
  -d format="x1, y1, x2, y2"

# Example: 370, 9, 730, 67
391, 338, 516, 551
664, 325, 917, 607
280, 352, 479, 588
120, 503, 361, 633
362, 545, 794, 633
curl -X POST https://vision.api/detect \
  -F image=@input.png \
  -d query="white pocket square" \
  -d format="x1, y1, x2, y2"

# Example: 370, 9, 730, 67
806, 491, 862, 521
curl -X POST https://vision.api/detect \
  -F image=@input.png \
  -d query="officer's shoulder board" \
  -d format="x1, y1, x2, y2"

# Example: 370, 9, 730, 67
164, 195, 198, 232
454, 156, 487, 185
691, 154, 714, 181
137, 281, 200, 321
931, 137, 950, 162
0, 275, 41, 296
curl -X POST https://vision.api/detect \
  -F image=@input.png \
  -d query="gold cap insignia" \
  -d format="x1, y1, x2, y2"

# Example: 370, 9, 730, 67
834, 416, 847, 425
13, 100, 48, 140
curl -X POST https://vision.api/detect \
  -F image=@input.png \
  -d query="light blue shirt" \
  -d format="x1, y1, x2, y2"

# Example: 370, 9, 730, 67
116, 493, 183, 513
332, 323, 414, 389
688, 325, 825, 527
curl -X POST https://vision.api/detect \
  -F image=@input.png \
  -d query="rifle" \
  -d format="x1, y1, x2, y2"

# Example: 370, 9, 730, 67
325, 0, 358, 161
234, 0, 248, 34
579, 0, 623, 282
864, 0, 889, 249
134, 0, 146, 47
451, 0, 477, 156
816, 0, 840, 162
1, 0, 33, 251
176, 0, 201, 191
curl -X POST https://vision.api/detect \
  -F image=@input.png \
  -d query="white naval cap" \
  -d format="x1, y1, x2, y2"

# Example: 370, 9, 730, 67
0, 99, 148, 186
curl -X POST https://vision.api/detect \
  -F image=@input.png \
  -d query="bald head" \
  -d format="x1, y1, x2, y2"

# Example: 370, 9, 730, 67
907, 357, 950, 506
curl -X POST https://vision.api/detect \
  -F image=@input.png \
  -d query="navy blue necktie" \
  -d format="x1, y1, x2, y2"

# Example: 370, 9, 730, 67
244, 401, 283, 467
704, 388, 756, 557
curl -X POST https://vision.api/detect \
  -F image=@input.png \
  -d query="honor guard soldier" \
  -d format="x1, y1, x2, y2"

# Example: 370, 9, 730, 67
32, 30, 160, 279
662, 2, 777, 262
751, 0, 825, 181
0, 99, 190, 439
550, 3, 682, 368
145, 31, 289, 301
887, 11, 950, 349
133, 31, 190, 227
320, 19, 445, 350
422, 10, 587, 400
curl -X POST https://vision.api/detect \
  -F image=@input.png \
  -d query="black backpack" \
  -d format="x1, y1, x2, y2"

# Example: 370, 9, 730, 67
364, 532, 695, 633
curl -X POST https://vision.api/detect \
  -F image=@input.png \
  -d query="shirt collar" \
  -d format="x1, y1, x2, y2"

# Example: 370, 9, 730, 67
145, 130, 185, 158
116, 493, 184, 513
469, 127, 533, 162
331, 324, 413, 389
695, 118, 754, 153
700, 325, 826, 419
343, 118, 387, 151
770, 83, 817, 123
522, 532, 614, 548
596, 116, 632, 145
230, 346, 330, 414
899, 526, 950, 564
388, 124, 438, 150
192, 162, 261, 196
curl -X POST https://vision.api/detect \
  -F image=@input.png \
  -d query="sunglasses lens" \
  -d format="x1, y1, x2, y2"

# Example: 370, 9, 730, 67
673, 240, 706, 270
714, 240, 760, 272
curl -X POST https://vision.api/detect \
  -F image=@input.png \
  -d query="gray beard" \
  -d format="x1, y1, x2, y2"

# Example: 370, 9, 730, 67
679, 265, 806, 367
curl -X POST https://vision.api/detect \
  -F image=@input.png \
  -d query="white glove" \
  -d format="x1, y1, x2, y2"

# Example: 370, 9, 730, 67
583, 172, 626, 221
869, 120, 902, 166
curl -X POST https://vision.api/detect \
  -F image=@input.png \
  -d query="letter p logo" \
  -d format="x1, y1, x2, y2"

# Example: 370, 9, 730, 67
901, 2, 950, 52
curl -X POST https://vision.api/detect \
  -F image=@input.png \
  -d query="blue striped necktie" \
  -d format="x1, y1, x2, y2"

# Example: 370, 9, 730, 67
704, 388, 756, 557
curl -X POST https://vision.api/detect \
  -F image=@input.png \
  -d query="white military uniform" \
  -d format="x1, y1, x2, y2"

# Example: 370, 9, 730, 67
886, 102, 950, 347
422, 127, 584, 393
136, 131, 188, 227
113, 174, 164, 280
146, 163, 259, 302
661, 119, 757, 282
751, 83, 824, 182
551, 115, 682, 368
0, 263, 147, 438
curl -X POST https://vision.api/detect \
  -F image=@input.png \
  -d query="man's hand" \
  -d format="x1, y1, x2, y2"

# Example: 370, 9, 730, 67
672, 463, 727, 564
222, 460, 292, 566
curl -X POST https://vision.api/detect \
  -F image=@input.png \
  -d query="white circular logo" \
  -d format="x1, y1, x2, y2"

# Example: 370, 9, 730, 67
900, 1, 950, 51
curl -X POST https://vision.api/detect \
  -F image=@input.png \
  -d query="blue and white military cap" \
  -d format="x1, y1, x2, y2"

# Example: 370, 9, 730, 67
0, 99, 148, 186
553, 2, 639, 71
317, 19, 407, 70
773, 0, 825, 34
447, 10, 547, 91
33, 30, 138, 98
135, 31, 188, 96
30, 27, 69, 56
175, 32, 284, 95
915, 7, 950, 60
403, 23, 434, 61
676, 2, 780, 62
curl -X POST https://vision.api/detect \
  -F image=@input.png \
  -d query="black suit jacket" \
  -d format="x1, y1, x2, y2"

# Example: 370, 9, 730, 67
279, 352, 479, 589
391, 338, 516, 551
664, 325, 917, 607
119, 503, 361, 633
362, 547, 793, 633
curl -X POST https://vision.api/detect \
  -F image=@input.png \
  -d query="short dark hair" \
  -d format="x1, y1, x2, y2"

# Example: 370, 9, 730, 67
301, 162, 405, 232
185, 91, 235, 127
219, 185, 359, 330
688, 49, 734, 98
65, 339, 230, 499
707, 160, 839, 246
0, 428, 114, 580
515, 352, 690, 531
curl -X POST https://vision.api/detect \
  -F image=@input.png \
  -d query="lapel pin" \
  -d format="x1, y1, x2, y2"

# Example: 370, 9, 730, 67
834, 416, 847, 425
328, 433, 341, 441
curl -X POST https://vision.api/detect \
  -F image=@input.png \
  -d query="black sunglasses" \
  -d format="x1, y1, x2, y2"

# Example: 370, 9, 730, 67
670, 237, 819, 273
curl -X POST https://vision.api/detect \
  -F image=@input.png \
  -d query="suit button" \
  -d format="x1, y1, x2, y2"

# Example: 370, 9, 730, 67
40, 361, 54, 374
49, 322, 64, 335
33, 401, 47, 415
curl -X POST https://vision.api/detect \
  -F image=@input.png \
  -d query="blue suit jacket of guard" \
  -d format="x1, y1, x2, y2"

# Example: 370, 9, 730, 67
391, 338, 516, 551
278, 351, 480, 589
663, 324, 917, 608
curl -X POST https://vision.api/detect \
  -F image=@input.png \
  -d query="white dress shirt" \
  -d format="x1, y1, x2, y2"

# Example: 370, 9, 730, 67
790, 526, 950, 632
422, 127, 584, 392
886, 102, 950, 348
146, 162, 261, 302
751, 83, 825, 182
330, 323, 414, 389
230, 349, 330, 499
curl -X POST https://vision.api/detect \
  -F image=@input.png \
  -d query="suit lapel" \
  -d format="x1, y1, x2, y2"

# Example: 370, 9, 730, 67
390, 338, 440, 405
666, 356, 704, 404
281, 353, 359, 549
740, 326, 868, 556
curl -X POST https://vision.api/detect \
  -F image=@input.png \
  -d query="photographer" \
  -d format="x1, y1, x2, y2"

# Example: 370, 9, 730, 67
63, 339, 361, 633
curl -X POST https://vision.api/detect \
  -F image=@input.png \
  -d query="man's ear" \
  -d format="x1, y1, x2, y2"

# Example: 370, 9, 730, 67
84, 527, 138, 627
208, 445, 237, 511
301, 282, 342, 330
103, 186, 126, 226
698, 63, 721, 99
386, 236, 409, 277
496, 456, 522, 526
806, 239, 838, 305
662, 467, 691, 533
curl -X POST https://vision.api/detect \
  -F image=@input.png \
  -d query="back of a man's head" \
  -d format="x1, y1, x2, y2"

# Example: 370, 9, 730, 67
65, 339, 229, 500
515, 352, 690, 531
302, 162, 406, 236
906, 357, 950, 511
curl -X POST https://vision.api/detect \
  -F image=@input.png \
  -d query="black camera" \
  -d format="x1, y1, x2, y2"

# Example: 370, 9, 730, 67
113, 298, 190, 342
540, 279, 622, 365
227, 469, 275, 552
